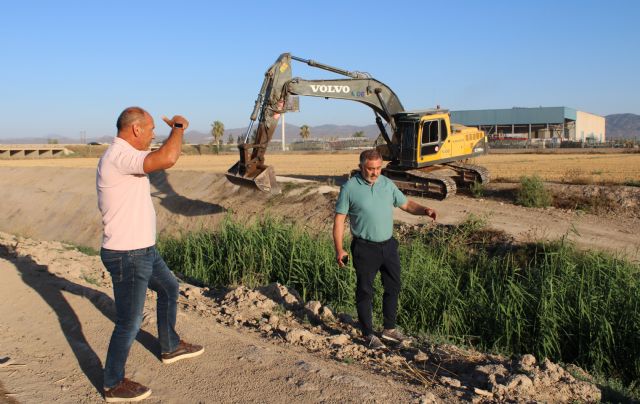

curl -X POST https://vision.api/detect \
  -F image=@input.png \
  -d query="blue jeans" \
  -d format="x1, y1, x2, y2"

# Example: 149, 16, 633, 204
101, 246, 180, 388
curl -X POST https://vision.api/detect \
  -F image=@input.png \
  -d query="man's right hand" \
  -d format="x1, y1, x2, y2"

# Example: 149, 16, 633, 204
162, 115, 190, 130
336, 250, 349, 268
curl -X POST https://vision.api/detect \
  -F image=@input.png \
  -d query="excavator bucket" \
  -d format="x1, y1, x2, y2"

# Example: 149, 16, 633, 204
225, 162, 280, 195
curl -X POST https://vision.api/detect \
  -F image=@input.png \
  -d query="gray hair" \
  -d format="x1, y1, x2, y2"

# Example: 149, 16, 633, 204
359, 149, 382, 165
116, 106, 148, 131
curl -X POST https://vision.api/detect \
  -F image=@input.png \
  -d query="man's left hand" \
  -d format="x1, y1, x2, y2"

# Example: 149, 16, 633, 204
425, 207, 437, 220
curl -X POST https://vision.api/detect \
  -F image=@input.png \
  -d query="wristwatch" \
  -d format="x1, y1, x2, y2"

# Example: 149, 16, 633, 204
174, 122, 184, 128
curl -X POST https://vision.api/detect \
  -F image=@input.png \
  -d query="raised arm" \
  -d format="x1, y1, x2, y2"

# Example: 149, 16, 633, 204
143, 115, 189, 173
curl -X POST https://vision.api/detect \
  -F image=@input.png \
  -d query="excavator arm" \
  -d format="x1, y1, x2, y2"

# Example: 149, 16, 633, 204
226, 53, 405, 193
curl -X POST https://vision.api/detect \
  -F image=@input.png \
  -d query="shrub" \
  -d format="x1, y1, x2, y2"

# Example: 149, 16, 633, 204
516, 175, 552, 208
470, 181, 485, 198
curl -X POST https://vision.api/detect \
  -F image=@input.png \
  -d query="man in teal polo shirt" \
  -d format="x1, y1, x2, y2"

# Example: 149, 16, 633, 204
333, 149, 437, 349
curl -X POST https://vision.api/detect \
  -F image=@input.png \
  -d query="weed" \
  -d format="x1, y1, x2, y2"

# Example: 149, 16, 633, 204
281, 182, 305, 194
65, 243, 99, 256
623, 179, 640, 187
342, 356, 355, 365
470, 181, 485, 198
562, 168, 593, 185
516, 175, 552, 208
80, 271, 100, 286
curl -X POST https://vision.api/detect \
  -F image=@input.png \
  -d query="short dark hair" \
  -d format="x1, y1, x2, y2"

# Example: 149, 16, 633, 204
116, 106, 148, 131
359, 149, 382, 165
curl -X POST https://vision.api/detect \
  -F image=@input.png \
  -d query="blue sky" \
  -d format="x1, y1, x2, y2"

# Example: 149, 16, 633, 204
1, 0, 638, 140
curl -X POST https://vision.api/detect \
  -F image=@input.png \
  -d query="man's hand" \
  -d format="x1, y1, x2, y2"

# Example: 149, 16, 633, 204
400, 200, 436, 221
336, 250, 349, 268
425, 207, 437, 220
162, 115, 189, 130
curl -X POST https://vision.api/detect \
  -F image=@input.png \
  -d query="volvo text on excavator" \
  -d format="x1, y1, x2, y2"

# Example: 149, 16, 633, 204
226, 53, 489, 199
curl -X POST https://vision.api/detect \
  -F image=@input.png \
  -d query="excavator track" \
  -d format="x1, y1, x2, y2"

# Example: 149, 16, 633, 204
382, 166, 457, 200
445, 162, 490, 187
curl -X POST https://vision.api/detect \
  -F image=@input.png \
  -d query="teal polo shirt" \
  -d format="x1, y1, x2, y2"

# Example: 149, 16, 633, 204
335, 173, 407, 242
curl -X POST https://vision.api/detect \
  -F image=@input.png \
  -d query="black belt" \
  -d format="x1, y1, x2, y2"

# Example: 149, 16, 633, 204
353, 237, 392, 245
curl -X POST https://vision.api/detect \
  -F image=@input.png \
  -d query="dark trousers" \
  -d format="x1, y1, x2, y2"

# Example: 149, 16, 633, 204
350, 237, 401, 336
100, 246, 181, 388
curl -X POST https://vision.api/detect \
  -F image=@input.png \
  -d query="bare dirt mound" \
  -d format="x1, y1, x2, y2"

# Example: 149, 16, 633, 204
0, 232, 601, 403
0, 167, 336, 250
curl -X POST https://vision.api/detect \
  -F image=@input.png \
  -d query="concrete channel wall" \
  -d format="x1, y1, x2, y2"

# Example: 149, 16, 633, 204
0, 144, 73, 159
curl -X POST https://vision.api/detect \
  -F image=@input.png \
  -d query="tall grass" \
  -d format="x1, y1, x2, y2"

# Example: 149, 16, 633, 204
159, 217, 355, 313
159, 216, 640, 384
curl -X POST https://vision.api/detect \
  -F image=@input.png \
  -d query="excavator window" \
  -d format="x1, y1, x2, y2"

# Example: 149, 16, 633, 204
420, 119, 448, 156
421, 120, 441, 145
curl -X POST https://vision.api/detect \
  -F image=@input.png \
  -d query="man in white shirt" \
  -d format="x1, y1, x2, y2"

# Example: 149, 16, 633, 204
97, 107, 203, 402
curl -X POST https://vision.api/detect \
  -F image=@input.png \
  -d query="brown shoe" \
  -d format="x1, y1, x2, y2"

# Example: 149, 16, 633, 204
161, 340, 204, 364
104, 378, 151, 402
381, 328, 413, 344
365, 334, 386, 350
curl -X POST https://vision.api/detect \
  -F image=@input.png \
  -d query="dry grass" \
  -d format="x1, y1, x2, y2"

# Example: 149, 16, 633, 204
473, 153, 640, 185
1, 151, 638, 185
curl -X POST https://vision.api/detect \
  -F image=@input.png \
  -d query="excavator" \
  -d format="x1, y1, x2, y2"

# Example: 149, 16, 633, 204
226, 53, 489, 199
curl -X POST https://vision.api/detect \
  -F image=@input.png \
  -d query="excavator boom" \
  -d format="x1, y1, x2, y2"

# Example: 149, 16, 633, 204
226, 53, 404, 193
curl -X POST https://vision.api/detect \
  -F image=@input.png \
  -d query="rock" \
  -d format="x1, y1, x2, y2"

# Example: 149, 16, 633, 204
260, 282, 301, 307
416, 392, 440, 404
337, 313, 354, 324
305, 301, 321, 316
473, 388, 493, 397
473, 363, 508, 385
319, 306, 335, 322
518, 353, 536, 371
285, 329, 317, 344
268, 314, 279, 325
413, 350, 428, 362
440, 376, 461, 388
328, 334, 350, 346
505, 374, 533, 393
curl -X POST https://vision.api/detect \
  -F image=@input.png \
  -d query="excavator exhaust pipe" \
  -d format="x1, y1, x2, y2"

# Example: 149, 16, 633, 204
226, 162, 280, 195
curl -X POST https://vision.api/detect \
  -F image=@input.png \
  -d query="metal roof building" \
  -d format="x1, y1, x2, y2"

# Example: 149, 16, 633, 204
451, 107, 605, 143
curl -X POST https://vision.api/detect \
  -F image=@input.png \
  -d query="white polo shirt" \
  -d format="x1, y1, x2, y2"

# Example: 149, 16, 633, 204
97, 137, 155, 250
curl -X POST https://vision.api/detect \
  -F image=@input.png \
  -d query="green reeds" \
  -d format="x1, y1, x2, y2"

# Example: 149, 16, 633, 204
158, 216, 640, 384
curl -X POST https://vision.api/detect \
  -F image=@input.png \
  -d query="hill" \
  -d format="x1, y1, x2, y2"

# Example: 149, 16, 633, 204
605, 113, 640, 140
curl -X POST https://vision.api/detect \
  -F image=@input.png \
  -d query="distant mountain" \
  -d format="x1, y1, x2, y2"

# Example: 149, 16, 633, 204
605, 113, 640, 140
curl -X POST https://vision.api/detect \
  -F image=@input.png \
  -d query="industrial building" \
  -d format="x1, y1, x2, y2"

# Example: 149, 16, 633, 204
451, 107, 605, 144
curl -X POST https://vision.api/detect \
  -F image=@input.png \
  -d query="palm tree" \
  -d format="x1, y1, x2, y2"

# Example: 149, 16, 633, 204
299, 125, 311, 141
210, 121, 225, 148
